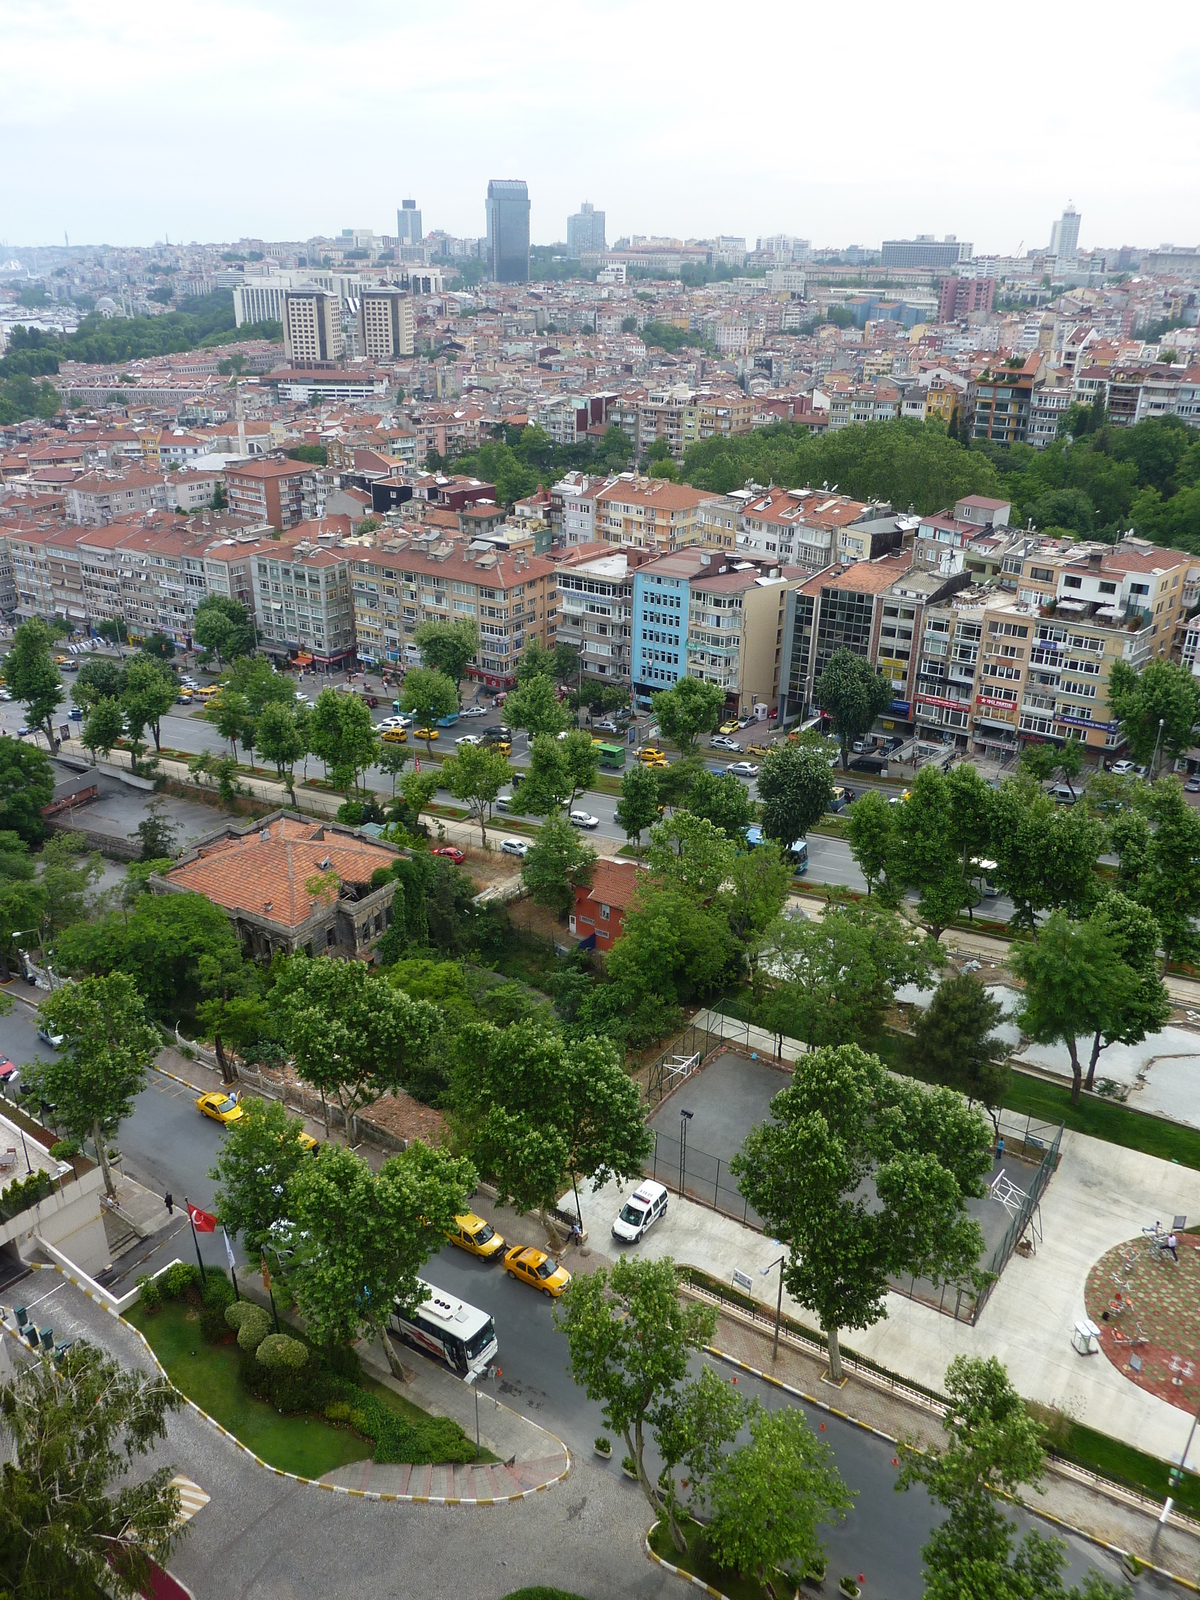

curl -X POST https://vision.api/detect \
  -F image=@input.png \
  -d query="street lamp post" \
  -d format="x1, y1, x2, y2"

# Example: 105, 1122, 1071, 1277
1152, 716, 1167, 778
678, 1109, 693, 1200
761, 1254, 787, 1361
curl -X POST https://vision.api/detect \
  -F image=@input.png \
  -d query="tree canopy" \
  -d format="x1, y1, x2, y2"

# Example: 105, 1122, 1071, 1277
813, 648, 894, 766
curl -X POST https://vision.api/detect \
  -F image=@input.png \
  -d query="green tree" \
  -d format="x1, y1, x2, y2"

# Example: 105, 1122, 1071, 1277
732, 1043, 991, 1381
192, 594, 254, 664
1010, 910, 1140, 1105
25, 972, 160, 1198
651, 676, 725, 757
269, 954, 441, 1138
0, 737, 55, 844
554, 1256, 719, 1544
440, 740, 510, 847
812, 648, 893, 766
707, 1405, 854, 1586
988, 775, 1103, 931
132, 797, 178, 862
1109, 657, 1200, 774
511, 730, 598, 817
895, 1355, 1128, 1600
255, 699, 307, 787
606, 881, 739, 1008
645, 810, 736, 901
121, 659, 176, 753
910, 974, 1011, 1135
220, 655, 296, 717
504, 672, 569, 737
284, 1140, 475, 1374
71, 657, 126, 711
376, 738, 410, 798
759, 903, 938, 1052
306, 689, 377, 794
210, 1095, 310, 1255
521, 813, 597, 915
1119, 780, 1200, 963
206, 687, 253, 762
722, 842, 791, 952
81, 696, 124, 765
1082, 892, 1170, 1091
654, 1368, 751, 1559
891, 767, 979, 938
615, 760, 661, 849
5, 619, 63, 751
845, 788, 898, 898
55, 890, 244, 1023
756, 743, 834, 848
684, 768, 755, 838
0, 1339, 185, 1600
451, 1019, 650, 1226
36, 832, 102, 944
0, 831, 43, 983
399, 668, 458, 754
413, 617, 479, 694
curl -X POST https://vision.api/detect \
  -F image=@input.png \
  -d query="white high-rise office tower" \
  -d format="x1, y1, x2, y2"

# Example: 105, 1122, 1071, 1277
1049, 204, 1081, 260
396, 200, 423, 244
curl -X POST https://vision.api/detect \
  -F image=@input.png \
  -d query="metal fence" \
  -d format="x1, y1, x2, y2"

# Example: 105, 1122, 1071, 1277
644, 1125, 764, 1229
889, 1111, 1063, 1325
643, 1014, 786, 1109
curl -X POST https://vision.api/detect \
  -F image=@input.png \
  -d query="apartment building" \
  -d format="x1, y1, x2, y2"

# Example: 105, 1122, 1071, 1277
734, 486, 900, 574
66, 469, 171, 526
356, 291, 415, 360
550, 472, 610, 545
552, 544, 643, 681
635, 387, 754, 461
968, 355, 1043, 445
910, 537, 1190, 757
250, 529, 356, 668
282, 291, 344, 365
224, 459, 320, 531
685, 565, 801, 715
912, 497, 1014, 578
593, 476, 719, 552
350, 534, 557, 685
778, 549, 915, 723
534, 394, 617, 447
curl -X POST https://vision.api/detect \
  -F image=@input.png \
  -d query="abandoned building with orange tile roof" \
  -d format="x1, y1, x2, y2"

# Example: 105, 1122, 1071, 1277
154, 812, 400, 960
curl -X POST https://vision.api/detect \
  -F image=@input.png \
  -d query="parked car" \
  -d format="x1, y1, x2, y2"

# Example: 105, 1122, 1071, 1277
432, 846, 465, 865
718, 720, 740, 735
726, 761, 760, 779
1110, 760, 1136, 776
461, 705, 489, 717
592, 719, 619, 734
611, 1180, 668, 1244
196, 1091, 244, 1125
1186, 777, 1200, 794
711, 735, 739, 751
0, 1057, 19, 1084
569, 811, 599, 830
500, 838, 528, 858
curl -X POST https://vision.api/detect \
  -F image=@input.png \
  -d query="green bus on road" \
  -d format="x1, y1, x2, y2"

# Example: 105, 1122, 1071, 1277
592, 740, 627, 770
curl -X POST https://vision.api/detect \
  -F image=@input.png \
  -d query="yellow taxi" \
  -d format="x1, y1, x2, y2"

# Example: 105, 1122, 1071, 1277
746, 742, 774, 759
381, 727, 408, 744
448, 1212, 505, 1260
718, 720, 740, 735
503, 1244, 571, 1297
413, 726, 440, 741
196, 1091, 244, 1125
297, 1131, 319, 1154
637, 746, 667, 767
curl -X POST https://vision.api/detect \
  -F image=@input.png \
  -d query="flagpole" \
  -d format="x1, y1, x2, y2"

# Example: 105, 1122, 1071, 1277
224, 1228, 239, 1300
184, 1197, 206, 1283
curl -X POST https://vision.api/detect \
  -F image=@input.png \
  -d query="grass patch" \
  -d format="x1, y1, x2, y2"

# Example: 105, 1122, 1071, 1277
1028, 1405, 1200, 1520
648, 1516, 775, 1600
1000, 1071, 1200, 1172
501, 1591, 593, 1600
127, 1301, 369, 1478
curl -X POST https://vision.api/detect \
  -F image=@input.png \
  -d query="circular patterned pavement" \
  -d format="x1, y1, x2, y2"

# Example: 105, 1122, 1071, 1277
1084, 1233, 1200, 1415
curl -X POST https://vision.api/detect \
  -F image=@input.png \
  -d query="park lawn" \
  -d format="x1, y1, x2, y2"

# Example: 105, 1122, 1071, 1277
648, 1516, 779, 1600
128, 1301, 369, 1478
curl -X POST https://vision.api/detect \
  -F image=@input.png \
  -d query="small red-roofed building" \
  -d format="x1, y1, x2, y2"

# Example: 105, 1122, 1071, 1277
569, 859, 645, 952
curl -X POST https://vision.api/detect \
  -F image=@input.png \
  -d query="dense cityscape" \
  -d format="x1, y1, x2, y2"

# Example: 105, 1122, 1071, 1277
3, 16, 1200, 1600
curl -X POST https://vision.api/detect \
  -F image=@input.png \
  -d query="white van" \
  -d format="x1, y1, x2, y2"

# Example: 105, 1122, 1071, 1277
612, 1181, 669, 1243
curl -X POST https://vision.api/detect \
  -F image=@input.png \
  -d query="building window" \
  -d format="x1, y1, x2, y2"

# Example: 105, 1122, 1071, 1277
600, 904, 610, 920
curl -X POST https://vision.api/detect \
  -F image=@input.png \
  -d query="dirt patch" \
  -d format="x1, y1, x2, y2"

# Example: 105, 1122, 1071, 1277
242, 1060, 447, 1150
505, 897, 569, 942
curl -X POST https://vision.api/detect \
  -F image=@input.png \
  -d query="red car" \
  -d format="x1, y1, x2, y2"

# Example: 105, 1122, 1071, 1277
432, 846, 465, 865
0, 1059, 17, 1084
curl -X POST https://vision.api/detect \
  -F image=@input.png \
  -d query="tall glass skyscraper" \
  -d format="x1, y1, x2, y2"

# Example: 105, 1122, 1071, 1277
396, 199, 422, 245
486, 180, 530, 283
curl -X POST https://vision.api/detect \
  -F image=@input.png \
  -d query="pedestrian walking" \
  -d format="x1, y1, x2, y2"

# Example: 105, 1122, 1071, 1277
164, 1191, 174, 1215
1167, 1232, 1179, 1261
995, 1135, 1005, 1163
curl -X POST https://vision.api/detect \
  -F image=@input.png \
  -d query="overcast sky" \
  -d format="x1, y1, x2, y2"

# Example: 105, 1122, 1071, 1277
3, 0, 1199, 254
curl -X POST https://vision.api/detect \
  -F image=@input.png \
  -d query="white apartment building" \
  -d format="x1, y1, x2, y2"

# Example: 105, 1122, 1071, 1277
283, 292, 344, 364
552, 549, 635, 681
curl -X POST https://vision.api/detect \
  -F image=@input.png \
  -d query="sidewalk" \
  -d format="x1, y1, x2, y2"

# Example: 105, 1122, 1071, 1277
320, 1334, 570, 1502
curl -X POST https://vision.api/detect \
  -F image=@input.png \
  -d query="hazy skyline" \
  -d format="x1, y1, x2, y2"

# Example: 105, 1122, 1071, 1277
3, 0, 1199, 254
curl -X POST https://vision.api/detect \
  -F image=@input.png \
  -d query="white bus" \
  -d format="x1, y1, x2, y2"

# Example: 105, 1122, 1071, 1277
388, 1278, 498, 1383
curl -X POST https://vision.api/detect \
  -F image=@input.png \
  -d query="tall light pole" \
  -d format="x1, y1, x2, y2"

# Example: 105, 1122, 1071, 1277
1152, 716, 1167, 778
678, 1108, 693, 1199
761, 1253, 787, 1361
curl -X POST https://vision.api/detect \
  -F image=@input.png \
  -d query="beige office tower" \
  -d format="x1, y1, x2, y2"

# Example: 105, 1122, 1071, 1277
357, 291, 415, 359
283, 291, 344, 364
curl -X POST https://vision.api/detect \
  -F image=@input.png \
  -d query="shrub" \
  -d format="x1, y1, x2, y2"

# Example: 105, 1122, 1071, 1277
137, 1275, 162, 1313
224, 1299, 257, 1330
236, 1305, 273, 1354
201, 1272, 236, 1312
49, 1139, 80, 1163
256, 1333, 308, 1372
199, 1302, 232, 1344
163, 1261, 202, 1301
319, 1341, 363, 1385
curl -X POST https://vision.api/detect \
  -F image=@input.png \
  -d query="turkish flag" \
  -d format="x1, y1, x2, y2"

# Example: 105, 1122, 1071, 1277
187, 1203, 217, 1233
